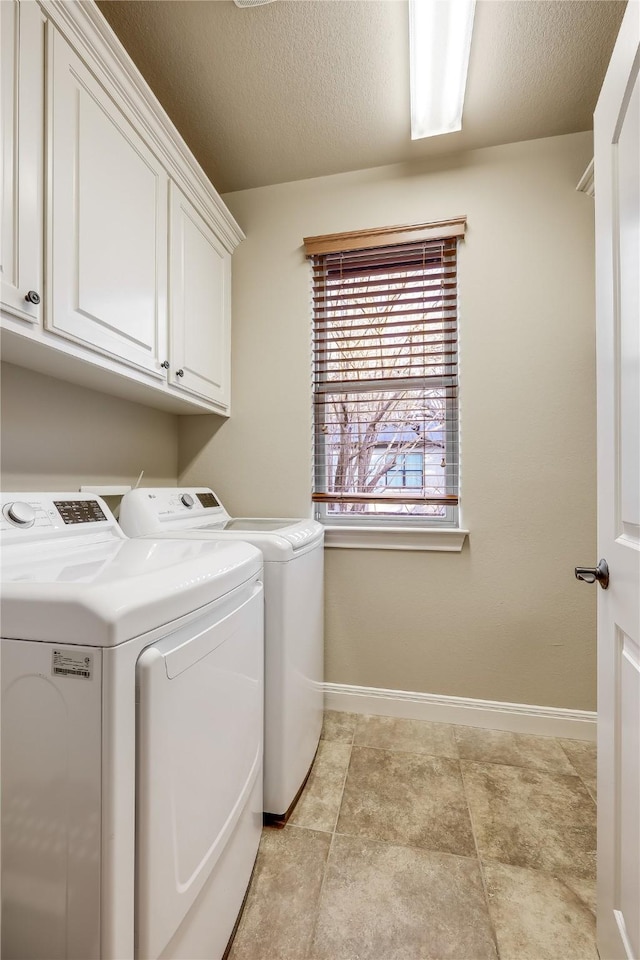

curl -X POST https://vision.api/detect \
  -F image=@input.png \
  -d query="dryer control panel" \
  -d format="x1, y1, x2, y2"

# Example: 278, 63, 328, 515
0, 493, 122, 545
54, 499, 107, 525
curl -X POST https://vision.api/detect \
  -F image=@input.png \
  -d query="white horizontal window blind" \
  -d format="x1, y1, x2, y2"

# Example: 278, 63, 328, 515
307, 222, 463, 523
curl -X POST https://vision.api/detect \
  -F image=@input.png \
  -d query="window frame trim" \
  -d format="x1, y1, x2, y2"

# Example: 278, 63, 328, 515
322, 525, 469, 551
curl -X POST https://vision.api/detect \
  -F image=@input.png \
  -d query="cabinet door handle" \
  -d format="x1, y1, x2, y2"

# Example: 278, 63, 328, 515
160, 361, 170, 370
176, 368, 184, 377
25, 290, 41, 305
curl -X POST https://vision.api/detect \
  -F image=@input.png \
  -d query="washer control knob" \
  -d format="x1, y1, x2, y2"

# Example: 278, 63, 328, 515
181, 493, 195, 508
5, 501, 36, 527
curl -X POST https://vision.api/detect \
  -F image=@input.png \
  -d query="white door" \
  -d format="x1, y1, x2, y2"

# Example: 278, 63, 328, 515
593, 3, 640, 957
47, 27, 169, 378
1, 0, 45, 324
169, 184, 231, 409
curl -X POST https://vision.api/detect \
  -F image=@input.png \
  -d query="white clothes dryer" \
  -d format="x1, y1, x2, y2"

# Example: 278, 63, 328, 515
0, 492, 264, 960
119, 488, 324, 821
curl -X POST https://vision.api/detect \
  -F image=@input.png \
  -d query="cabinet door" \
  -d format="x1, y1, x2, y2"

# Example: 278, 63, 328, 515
1, 0, 45, 324
47, 28, 168, 378
170, 185, 231, 410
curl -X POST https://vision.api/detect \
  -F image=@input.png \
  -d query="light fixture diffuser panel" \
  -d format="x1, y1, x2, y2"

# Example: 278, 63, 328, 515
409, 0, 476, 140
233, 0, 275, 7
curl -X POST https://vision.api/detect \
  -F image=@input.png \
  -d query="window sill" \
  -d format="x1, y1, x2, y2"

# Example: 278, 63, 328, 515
323, 526, 469, 552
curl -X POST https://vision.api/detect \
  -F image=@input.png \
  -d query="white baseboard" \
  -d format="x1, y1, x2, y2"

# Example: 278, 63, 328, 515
323, 682, 597, 742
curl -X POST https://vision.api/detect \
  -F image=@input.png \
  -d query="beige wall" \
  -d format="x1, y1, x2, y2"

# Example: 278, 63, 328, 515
0, 133, 597, 709
179, 131, 596, 711
179, 134, 596, 709
1, 362, 179, 491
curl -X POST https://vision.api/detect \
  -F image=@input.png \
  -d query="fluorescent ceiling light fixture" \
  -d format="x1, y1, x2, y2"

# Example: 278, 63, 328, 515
409, 0, 476, 140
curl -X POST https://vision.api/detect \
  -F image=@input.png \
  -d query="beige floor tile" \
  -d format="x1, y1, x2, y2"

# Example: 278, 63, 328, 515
462, 761, 596, 879
310, 835, 497, 960
337, 747, 476, 857
560, 738, 597, 799
559, 874, 597, 915
289, 741, 351, 832
483, 860, 599, 960
321, 710, 358, 744
354, 714, 458, 758
454, 726, 576, 775
228, 826, 331, 960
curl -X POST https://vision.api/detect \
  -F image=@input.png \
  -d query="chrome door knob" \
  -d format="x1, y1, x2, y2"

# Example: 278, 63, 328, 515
575, 559, 609, 589
24, 290, 40, 304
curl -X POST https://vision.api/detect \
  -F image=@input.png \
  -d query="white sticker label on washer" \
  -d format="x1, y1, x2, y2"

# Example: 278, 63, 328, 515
52, 649, 93, 680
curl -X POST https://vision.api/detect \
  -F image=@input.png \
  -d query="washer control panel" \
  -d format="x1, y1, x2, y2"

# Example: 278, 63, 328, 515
196, 492, 219, 508
119, 487, 229, 536
129, 489, 224, 521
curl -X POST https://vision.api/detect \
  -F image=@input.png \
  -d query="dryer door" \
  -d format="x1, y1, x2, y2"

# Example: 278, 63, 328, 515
135, 581, 263, 959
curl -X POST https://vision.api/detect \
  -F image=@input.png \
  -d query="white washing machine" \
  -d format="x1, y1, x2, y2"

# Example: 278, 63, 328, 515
0, 492, 264, 960
119, 487, 324, 821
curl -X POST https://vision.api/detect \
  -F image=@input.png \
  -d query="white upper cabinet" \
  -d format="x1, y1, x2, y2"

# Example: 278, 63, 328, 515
1, 0, 46, 324
0, 0, 244, 415
47, 27, 169, 379
170, 185, 230, 410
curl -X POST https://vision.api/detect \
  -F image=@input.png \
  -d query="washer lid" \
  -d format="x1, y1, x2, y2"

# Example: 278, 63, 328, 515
0, 537, 262, 647
119, 488, 324, 559
196, 516, 323, 555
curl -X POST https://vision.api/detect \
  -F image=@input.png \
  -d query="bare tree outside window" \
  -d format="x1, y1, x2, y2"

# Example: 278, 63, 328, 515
310, 233, 460, 522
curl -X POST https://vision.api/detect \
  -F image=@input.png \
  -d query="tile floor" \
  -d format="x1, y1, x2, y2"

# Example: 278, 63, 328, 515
228, 713, 598, 960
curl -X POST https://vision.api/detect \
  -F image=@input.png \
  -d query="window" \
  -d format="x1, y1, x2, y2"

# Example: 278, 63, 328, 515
305, 218, 464, 529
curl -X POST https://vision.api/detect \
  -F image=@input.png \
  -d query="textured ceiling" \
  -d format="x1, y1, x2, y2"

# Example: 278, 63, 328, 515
96, 0, 626, 194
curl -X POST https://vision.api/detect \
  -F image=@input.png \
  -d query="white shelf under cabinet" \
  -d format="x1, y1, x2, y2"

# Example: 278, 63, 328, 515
0, 326, 228, 415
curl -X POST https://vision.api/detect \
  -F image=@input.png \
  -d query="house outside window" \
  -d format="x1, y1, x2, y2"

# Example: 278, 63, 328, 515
305, 218, 465, 529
